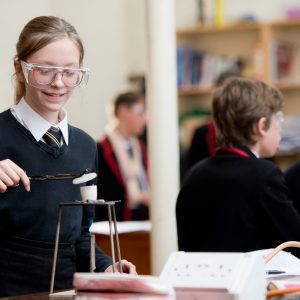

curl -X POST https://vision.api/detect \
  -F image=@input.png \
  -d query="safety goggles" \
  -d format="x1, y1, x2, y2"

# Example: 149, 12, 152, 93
20, 60, 90, 89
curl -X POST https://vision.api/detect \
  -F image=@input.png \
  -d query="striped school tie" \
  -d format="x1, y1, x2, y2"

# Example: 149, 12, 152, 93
43, 127, 62, 148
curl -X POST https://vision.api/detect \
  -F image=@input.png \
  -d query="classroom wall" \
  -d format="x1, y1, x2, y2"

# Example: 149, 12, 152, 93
49, 0, 131, 140
0, 0, 145, 140
0, 0, 297, 139
0, 0, 51, 112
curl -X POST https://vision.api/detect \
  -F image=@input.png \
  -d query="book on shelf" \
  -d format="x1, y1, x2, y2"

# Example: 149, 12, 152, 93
176, 46, 243, 89
269, 41, 294, 82
177, 46, 203, 87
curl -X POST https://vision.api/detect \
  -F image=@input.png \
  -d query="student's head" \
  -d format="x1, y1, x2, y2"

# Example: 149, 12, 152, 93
14, 16, 88, 122
216, 69, 242, 87
213, 77, 284, 157
113, 92, 146, 137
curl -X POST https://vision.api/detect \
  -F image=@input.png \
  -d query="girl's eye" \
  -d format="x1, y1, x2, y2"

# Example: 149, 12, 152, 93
36, 68, 53, 76
64, 70, 77, 78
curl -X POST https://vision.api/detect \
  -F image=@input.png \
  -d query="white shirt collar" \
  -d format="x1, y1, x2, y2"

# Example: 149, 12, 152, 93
250, 149, 259, 158
11, 98, 69, 145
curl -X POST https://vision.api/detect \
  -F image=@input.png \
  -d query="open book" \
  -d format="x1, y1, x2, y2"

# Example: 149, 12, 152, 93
248, 248, 300, 298
248, 248, 300, 277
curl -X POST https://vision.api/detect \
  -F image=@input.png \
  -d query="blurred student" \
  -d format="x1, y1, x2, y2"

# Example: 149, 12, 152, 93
185, 70, 241, 172
95, 92, 149, 221
176, 77, 300, 254
284, 161, 300, 214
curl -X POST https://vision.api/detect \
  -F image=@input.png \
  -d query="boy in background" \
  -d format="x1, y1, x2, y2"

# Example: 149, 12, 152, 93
176, 77, 300, 254
185, 70, 241, 173
95, 92, 149, 221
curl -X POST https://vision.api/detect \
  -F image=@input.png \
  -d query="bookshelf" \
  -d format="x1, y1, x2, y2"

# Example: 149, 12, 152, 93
177, 19, 300, 170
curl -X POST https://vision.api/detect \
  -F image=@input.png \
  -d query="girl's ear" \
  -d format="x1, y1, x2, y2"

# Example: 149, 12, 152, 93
254, 117, 267, 138
14, 60, 25, 83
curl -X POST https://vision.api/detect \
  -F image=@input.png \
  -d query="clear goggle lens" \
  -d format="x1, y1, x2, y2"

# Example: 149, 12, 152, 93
20, 60, 89, 88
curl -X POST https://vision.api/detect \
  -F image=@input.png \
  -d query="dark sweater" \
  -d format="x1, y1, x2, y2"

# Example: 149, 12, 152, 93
95, 136, 148, 221
0, 110, 111, 296
177, 146, 300, 255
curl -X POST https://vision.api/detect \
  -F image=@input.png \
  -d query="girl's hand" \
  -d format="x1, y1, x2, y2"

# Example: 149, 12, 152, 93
0, 159, 30, 192
105, 259, 137, 275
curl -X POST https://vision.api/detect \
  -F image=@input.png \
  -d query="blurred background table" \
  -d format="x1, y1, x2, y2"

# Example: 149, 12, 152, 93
90, 221, 151, 275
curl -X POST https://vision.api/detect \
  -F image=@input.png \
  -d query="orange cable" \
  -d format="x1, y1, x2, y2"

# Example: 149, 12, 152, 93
267, 287, 300, 298
264, 241, 300, 263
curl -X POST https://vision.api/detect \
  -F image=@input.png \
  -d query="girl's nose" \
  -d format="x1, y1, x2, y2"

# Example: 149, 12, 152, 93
51, 72, 65, 88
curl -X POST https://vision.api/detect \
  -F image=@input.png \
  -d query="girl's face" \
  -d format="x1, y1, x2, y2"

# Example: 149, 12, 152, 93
17, 38, 81, 123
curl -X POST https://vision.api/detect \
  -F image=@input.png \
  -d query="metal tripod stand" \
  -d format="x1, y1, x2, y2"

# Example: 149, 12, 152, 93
49, 200, 122, 295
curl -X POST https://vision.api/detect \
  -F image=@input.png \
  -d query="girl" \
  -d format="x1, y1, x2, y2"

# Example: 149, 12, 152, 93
0, 16, 136, 297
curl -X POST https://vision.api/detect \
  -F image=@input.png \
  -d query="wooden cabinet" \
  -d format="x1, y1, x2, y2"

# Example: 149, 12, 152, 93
177, 20, 300, 169
95, 231, 151, 275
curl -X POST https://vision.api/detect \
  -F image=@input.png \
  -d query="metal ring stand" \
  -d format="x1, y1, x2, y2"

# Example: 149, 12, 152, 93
49, 200, 122, 295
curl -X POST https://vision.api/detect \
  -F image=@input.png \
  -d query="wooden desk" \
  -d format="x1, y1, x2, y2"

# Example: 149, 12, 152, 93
0, 291, 274, 300
1, 291, 171, 300
0, 291, 68, 300
95, 231, 151, 275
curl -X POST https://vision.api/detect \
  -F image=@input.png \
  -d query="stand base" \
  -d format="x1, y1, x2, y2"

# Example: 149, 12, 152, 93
49, 289, 76, 298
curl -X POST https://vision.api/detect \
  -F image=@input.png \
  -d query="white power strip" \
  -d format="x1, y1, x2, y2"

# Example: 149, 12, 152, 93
160, 252, 266, 300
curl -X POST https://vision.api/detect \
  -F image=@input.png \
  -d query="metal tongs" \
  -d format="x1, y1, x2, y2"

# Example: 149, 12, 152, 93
28, 168, 97, 184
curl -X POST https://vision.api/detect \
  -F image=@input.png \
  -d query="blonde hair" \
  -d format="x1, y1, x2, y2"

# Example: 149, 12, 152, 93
14, 16, 84, 104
